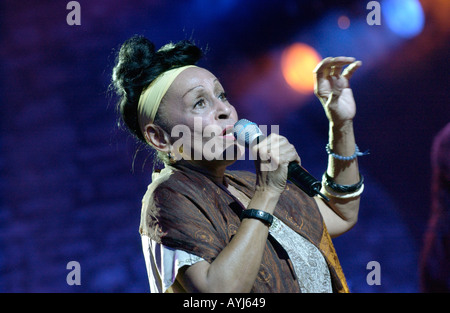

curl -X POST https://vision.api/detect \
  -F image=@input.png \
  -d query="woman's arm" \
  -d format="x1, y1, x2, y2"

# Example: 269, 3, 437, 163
312, 57, 363, 237
315, 120, 361, 237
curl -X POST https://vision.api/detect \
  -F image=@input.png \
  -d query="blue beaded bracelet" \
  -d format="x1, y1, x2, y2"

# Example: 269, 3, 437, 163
326, 143, 369, 161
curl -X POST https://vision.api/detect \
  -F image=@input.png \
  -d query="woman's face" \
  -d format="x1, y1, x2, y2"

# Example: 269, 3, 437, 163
158, 67, 241, 164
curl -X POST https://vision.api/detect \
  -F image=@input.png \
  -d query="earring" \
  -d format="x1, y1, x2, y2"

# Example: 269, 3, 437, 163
167, 151, 175, 164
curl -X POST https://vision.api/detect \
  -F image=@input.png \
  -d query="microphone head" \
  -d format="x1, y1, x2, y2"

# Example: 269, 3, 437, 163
233, 119, 263, 146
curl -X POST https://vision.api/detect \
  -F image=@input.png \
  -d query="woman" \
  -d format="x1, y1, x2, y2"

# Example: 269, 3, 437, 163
112, 35, 364, 293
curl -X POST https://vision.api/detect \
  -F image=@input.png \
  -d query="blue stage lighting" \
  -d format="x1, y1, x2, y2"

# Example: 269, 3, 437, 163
383, 0, 425, 38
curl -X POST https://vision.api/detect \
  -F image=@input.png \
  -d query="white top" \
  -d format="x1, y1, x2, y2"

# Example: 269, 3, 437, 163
141, 216, 332, 293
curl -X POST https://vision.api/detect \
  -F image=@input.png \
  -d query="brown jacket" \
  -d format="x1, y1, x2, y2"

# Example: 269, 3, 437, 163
140, 164, 349, 293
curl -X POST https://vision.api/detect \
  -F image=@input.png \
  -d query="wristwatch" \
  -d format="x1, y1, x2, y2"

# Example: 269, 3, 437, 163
240, 209, 273, 227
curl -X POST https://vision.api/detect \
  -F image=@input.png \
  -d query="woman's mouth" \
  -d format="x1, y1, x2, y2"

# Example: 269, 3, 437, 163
221, 125, 236, 140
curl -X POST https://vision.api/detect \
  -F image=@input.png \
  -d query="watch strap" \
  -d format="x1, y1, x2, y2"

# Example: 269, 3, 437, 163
240, 209, 273, 226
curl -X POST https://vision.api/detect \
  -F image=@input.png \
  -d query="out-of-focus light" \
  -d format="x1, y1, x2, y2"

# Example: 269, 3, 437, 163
337, 15, 351, 30
383, 0, 425, 38
281, 43, 322, 94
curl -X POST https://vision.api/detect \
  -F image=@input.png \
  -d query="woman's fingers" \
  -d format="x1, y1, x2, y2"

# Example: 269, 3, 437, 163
314, 57, 357, 78
342, 60, 362, 80
253, 134, 300, 169
252, 136, 270, 162
267, 136, 300, 166
314, 57, 333, 79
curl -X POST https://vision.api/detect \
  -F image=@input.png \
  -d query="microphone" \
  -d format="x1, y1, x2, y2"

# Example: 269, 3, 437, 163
233, 119, 329, 202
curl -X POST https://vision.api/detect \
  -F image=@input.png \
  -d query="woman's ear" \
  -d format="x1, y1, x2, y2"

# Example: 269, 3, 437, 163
143, 123, 171, 153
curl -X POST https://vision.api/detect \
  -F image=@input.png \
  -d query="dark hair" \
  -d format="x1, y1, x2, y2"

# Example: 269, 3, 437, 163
111, 35, 203, 142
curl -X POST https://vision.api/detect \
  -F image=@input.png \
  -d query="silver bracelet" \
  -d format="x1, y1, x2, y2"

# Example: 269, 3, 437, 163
326, 143, 369, 161
321, 174, 365, 199
321, 183, 365, 199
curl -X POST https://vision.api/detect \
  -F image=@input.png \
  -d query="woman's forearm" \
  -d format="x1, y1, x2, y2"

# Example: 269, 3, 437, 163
181, 190, 280, 293
205, 190, 279, 292
327, 120, 360, 184
324, 120, 361, 223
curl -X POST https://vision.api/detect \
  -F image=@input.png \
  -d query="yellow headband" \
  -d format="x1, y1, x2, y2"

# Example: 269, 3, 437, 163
137, 65, 198, 126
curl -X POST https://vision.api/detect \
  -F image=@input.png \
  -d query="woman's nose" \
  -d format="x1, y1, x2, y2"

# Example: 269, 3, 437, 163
215, 99, 231, 120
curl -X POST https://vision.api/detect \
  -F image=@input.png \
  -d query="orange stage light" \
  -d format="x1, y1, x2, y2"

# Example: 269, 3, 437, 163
281, 43, 322, 94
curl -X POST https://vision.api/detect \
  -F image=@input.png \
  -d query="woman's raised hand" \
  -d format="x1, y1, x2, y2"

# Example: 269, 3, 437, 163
314, 57, 362, 126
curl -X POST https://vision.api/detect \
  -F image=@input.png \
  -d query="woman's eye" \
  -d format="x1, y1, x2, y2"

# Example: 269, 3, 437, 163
218, 92, 228, 101
194, 99, 206, 108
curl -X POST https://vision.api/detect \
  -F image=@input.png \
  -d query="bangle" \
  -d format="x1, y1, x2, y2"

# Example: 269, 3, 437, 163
240, 209, 273, 227
322, 172, 364, 193
326, 143, 369, 161
322, 183, 364, 199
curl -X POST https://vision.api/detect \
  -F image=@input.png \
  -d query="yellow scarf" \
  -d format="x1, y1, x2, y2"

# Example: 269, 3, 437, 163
138, 65, 198, 130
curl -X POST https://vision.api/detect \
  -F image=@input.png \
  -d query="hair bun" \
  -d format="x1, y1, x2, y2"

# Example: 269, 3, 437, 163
111, 35, 203, 143
156, 40, 203, 69
112, 35, 157, 96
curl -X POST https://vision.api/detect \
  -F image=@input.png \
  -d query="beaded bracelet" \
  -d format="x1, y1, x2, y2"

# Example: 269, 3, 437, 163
326, 143, 369, 161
